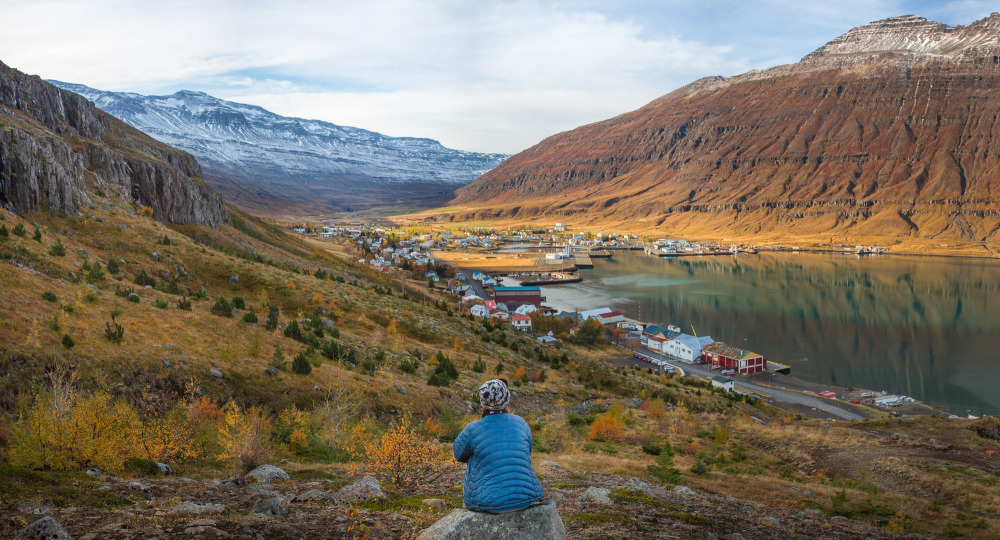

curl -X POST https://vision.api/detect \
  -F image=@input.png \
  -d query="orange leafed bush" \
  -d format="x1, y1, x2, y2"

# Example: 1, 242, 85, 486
141, 205, 154, 217
588, 414, 626, 443
639, 399, 668, 420
350, 416, 452, 487
514, 367, 526, 380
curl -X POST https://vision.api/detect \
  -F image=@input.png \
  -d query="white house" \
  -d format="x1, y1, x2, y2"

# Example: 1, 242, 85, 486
711, 376, 735, 392
514, 304, 538, 315
663, 334, 715, 362
511, 314, 532, 332
580, 307, 613, 321
470, 304, 490, 318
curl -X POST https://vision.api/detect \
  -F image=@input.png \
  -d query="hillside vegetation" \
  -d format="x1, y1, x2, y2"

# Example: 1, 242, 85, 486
0, 195, 999, 539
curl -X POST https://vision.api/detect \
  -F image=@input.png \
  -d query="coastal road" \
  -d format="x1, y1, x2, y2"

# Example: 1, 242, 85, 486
619, 345, 865, 421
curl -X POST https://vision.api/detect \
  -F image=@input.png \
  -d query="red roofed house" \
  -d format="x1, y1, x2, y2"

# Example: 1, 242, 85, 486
489, 308, 510, 320
701, 342, 766, 374
511, 314, 532, 332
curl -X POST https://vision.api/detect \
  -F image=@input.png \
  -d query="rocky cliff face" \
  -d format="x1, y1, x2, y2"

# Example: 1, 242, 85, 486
0, 61, 226, 226
454, 14, 1000, 250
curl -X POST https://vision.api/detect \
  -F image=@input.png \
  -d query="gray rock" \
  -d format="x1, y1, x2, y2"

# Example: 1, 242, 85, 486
320, 317, 335, 330
628, 479, 654, 495
245, 464, 289, 484
398, 385, 407, 395
95, 485, 111, 492
418, 500, 565, 540
163, 360, 172, 368
539, 461, 562, 469
422, 498, 448, 509
209, 367, 223, 378
333, 476, 385, 503
764, 516, 780, 527
169, 501, 225, 516
151, 252, 160, 262
251, 497, 287, 518
156, 462, 173, 475
672, 485, 695, 496
830, 515, 850, 523
227, 275, 239, 284
219, 475, 247, 489
17, 516, 71, 539
582, 487, 612, 504
85, 468, 102, 479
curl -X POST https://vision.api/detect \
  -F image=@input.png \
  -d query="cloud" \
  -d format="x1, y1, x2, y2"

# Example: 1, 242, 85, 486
1, 0, 746, 153
5, 0, 978, 153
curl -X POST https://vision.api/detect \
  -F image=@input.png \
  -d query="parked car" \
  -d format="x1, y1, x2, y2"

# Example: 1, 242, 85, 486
721, 369, 735, 376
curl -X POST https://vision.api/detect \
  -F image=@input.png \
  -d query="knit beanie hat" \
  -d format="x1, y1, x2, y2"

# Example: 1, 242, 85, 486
479, 378, 510, 411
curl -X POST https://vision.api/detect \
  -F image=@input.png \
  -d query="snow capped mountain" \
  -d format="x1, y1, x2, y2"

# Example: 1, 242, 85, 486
49, 81, 507, 213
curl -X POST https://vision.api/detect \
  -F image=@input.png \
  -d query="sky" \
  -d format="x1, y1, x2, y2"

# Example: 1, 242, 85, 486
2, 0, 997, 154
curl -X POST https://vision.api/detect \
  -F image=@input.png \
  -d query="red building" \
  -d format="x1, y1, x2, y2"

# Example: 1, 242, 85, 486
493, 286, 542, 308
701, 342, 766, 374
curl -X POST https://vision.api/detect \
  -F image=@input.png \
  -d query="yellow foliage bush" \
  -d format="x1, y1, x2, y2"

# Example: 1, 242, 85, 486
218, 400, 272, 473
141, 205, 154, 217
8, 392, 139, 471
350, 416, 452, 487
588, 414, 626, 443
132, 408, 200, 463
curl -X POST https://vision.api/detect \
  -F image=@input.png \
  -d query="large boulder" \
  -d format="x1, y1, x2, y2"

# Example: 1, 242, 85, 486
245, 464, 290, 484
17, 516, 71, 539
333, 476, 385, 504
418, 500, 565, 540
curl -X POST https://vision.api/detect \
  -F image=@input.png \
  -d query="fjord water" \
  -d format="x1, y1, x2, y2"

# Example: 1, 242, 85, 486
539, 251, 1000, 417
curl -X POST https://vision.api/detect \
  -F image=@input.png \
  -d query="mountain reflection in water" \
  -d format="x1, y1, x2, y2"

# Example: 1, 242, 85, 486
538, 251, 1000, 417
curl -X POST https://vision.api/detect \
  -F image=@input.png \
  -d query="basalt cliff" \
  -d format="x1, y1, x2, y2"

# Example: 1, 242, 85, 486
0, 61, 226, 226
453, 14, 1000, 252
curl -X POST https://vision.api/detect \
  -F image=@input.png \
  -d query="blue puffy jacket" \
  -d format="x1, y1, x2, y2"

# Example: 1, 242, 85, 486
453, 413, 544, 511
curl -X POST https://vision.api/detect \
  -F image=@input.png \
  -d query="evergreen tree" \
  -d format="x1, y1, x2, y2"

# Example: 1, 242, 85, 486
292, 352, 312, 375
32, 228, 42, 242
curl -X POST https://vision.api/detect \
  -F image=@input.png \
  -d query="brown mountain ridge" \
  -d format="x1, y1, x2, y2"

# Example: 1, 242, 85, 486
452, 14, 1000, 254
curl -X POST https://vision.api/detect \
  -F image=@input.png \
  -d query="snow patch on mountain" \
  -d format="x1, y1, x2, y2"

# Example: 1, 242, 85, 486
50, 82, 507, 186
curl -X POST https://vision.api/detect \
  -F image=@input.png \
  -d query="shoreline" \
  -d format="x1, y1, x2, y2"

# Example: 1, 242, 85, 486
533, 253, 988, 420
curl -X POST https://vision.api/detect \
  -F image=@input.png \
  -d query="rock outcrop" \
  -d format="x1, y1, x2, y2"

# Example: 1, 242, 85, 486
453, 14, 1000, 249
418, 500, 566, 540
0, 60, 226, 226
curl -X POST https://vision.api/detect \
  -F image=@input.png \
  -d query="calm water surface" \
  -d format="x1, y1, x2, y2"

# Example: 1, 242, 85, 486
536, 251, 1000, 417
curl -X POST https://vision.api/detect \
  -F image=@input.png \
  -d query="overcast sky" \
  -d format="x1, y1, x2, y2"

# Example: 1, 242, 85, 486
2, 0, 997, 153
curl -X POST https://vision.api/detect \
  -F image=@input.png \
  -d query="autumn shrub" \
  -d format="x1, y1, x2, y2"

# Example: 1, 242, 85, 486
61, 334, 74, 348
105, 258, 120, 274
41, 291, 57, 303
639, 398, 669, 420
588, 414, 626, 443
177, 297, 192, 310
13, 223, 26, 237
242, 311, 258, 324
350, 416, 452, 488
153, 297, 169, 309
127, 292, 140, 303
218, 401, 272, 473
8, 391, 139, 471
232, 296, 245, 310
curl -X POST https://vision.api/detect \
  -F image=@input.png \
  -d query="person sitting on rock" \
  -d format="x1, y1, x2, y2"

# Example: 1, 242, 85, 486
453, 378, 544, 512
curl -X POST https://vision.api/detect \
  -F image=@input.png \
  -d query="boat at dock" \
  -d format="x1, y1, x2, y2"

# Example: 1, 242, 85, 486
519, 272, 583, 286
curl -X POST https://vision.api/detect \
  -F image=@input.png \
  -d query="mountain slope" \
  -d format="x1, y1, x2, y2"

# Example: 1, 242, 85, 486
452, 14, 1000, 253
0, 61, 226, 226
50, 82, 507, 215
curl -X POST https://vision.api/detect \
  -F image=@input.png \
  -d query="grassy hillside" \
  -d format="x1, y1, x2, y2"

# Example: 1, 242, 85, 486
0, 197, 998, 539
